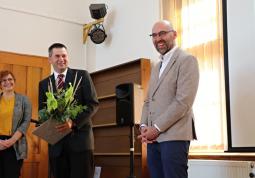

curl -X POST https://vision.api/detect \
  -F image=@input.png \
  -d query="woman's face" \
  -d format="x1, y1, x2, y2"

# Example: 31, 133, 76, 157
0, 74, 15, 92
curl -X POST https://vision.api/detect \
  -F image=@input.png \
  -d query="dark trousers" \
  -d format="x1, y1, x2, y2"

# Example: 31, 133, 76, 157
147, 141, 190, 178
0, 137, 23, 178
50, 148, 94, 178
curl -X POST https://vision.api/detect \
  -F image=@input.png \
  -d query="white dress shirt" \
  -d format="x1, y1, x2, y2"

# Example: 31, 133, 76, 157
53, 69, 68, 82
159, 45, 178, 78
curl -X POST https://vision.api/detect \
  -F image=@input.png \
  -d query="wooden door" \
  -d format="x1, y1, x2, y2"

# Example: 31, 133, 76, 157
0, 51, 51, 178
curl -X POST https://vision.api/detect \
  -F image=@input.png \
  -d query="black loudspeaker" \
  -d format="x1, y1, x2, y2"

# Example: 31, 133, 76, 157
116, 83, 142, 126
89, 4, 107, 20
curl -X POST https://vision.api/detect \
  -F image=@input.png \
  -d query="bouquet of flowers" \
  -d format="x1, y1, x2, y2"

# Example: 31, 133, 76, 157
38, 73, 87, 124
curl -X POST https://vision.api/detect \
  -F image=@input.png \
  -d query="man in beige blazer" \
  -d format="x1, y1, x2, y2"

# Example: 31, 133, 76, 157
138, 20, 199, 178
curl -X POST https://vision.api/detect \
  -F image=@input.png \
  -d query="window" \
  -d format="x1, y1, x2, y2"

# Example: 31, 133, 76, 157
161, 0, 226, 152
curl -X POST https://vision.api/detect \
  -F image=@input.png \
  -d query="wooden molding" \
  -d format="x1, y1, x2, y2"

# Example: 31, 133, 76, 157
94, 153, 142, 156
97, 94, 116, 100
93, 123, 116, 128
189, 152, 255, 161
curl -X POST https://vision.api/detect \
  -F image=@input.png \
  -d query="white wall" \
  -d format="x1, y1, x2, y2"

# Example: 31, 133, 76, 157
84, 0, 160, 72
0, 0, 161, 72
188, 160, 253, 178
226, 0, 255, 148
0, 0, 87, 69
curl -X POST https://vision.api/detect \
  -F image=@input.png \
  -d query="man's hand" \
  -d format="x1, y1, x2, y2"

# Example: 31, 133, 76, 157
143, 126, 160, 141
137, 126, 160, 143
137, 126, 151, 143
55, 119, 73, 133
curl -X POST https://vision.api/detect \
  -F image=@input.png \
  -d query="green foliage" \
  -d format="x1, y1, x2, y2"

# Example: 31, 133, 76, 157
39, 82, 86, 123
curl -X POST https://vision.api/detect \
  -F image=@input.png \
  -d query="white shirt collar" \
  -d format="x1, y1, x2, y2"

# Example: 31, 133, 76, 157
53, 69, 68, 80
159, 46, 178, 78
160, 45, 178, 62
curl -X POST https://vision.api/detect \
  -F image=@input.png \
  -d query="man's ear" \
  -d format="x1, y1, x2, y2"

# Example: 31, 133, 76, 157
173, 31, 177, 39
48, 58, 53, 64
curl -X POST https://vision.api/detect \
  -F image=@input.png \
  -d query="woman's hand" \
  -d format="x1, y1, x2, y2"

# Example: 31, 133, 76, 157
0, 131, 23, 150
0, 140, 7, 150
0, 137, 16, 149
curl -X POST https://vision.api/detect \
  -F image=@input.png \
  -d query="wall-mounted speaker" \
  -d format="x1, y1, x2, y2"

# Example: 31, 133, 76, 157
89, 4, 107, 20
116, 83, 142, 126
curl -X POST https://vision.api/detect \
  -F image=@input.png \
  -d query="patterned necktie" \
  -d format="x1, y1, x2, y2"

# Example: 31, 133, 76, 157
57, 74, 64, 89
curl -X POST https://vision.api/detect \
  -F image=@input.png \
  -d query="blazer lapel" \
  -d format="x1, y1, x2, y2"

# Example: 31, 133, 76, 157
12, 94, 22, 132
151, 48, 180, 97
47, 74, 57, 93
64, 68, 75, 89
150, 62, 161, 96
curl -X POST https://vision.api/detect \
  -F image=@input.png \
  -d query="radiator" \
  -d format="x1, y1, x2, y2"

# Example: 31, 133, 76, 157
188, 159, 255, 178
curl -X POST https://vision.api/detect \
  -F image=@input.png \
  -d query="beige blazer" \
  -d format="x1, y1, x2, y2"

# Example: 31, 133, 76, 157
140, 47, 199, 142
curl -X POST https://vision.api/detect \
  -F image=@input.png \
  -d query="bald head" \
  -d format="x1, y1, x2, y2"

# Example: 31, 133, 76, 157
152, 20, 174, 32
151, 20, 177, 55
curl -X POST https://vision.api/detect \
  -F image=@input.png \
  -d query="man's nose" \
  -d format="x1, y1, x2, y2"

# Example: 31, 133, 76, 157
153, 35, 163, 42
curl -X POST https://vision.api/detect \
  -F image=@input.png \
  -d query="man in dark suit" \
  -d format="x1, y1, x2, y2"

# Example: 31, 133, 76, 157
138, 20, 199, 178
38, 43, 99, 178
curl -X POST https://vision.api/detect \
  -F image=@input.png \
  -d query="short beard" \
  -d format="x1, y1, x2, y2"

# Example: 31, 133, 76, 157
155, 41, 169, 55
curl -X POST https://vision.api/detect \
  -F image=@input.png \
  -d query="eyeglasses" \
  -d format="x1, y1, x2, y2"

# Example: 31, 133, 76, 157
149, 30, 174, 38
1, 78, 14, 83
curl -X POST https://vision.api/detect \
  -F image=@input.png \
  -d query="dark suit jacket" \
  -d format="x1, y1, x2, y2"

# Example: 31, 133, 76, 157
38, 68, 99, 157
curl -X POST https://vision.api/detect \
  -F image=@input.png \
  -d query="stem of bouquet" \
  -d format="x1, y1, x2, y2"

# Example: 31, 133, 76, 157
73, 76, 83, 97
48, 78, 54, 93
73, 72, 78, 89
64, 73, 82, 107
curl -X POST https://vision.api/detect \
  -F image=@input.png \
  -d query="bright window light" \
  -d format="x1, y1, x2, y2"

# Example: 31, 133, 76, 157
182, 0, 218, 48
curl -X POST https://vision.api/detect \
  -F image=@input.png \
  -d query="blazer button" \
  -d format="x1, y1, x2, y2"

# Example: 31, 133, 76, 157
149, 112, 154, 115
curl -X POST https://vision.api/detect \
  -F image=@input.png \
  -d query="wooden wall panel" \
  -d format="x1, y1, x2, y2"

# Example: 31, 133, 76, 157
20, 162, 39, 178
12, 65, 27, 94
92, 60, 142, 97
91, 59, 151, 178
92, 62, 141, 83
94, 125, 141, 154
27, 67, 42, 118
94, 73, 141, 97
26, 67, 42, 156
0, 63, 12, 71
94, 156, 142, 178
92, 97, 116, 125
0, 51, 50, 178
